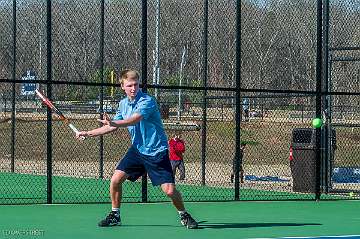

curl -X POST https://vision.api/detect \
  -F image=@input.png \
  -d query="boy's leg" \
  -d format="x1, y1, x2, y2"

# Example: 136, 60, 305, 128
161, 183, 185, 210
161, 183, 198, 229
178, 161, 185, 180
110, 170, 128, 208
98, 170, 128, 227
99, 146, 144, 227
170, 160, 177, 177
240, 165, 244, 183
145, 150, 197, 229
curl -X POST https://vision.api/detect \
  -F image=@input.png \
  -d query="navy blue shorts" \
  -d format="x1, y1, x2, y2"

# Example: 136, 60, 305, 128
116, 146, 175, 186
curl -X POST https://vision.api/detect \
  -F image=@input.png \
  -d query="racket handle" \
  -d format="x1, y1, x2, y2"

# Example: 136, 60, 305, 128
69, 123, 85, 140
68, 123, 79, 133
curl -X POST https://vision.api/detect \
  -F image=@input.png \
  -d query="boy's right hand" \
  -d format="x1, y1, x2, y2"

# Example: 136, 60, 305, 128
76, 131, 88, 141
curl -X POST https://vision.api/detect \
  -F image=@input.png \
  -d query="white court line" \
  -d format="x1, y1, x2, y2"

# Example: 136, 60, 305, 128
253, 235, 360, 239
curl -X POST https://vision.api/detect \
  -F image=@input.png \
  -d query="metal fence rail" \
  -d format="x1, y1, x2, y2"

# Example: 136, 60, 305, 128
0, 0, 359, 204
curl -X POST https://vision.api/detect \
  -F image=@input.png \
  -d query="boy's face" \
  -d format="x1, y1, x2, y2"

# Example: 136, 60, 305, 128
122, 76, 139, 100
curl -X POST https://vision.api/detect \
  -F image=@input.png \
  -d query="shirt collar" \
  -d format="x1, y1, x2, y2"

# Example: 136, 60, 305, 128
127, 90, 143, 106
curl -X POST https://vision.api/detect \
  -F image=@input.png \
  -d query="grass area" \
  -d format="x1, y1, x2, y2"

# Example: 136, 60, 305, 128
334, 126, 360, 167
0, 172, 345, 204
1, 118, 360, 168
1, 115, 354, 204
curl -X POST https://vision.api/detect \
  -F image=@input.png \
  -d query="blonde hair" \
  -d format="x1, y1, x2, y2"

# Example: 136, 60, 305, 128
119, 69, 140, 85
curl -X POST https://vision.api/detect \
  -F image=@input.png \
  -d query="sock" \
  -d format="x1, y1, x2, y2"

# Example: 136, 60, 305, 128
178, 210, 186, 215
112, 208, 120, 216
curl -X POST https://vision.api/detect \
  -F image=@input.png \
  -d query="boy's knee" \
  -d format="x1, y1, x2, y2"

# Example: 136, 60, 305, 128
164, 188, 175, 197
162, 185, 177, 198
110, 177, 120, 186
111, 172, 126, 186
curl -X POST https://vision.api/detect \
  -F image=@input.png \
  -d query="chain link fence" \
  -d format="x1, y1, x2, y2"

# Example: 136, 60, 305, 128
1, 0, 360, 204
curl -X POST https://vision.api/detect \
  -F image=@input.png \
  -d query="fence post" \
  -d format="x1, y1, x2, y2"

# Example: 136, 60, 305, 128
141, 0, 148, 203
46, 0, 53, 204
11, 0, 17, 174
201, 0, 209, 186
323, 0, 330, 193
234, 0, 242, 201
315, 0, 323, 201
98, 0, 105, 179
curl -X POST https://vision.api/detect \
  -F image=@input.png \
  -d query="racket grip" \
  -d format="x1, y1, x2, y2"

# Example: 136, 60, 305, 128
68, 123, 79, 134
69, 123, 85, 140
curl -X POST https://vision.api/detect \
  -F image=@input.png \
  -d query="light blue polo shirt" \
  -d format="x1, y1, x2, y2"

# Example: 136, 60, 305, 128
113, 90, 168, 156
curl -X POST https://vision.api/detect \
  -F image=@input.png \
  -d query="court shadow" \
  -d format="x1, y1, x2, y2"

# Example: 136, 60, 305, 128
197, 221, 322, 229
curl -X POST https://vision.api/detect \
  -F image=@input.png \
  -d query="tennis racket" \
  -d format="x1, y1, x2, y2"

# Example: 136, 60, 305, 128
35, 89, 85, 140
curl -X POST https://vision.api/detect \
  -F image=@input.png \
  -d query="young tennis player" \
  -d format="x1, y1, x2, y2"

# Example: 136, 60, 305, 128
76, 69, 198, 229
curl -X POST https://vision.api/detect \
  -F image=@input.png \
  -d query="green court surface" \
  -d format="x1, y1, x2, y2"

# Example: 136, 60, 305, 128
0, 201, 360, 239
0, 173, 344, 204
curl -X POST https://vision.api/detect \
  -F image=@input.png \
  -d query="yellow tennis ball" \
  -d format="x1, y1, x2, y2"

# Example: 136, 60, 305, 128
312, 118, 323, 128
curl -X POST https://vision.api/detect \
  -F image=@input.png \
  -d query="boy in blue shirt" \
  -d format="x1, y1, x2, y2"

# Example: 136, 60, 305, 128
76, 69, 198, 229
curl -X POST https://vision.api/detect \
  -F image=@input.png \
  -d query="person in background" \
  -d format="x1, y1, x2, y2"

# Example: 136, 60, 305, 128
243, 98, 250, 121
169, 131, 186, 181
231, 143, 246, 184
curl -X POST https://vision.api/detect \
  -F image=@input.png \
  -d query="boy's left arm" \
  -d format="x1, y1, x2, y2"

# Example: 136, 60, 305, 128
99, 113, 143, 127
107, 97, 156, 127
